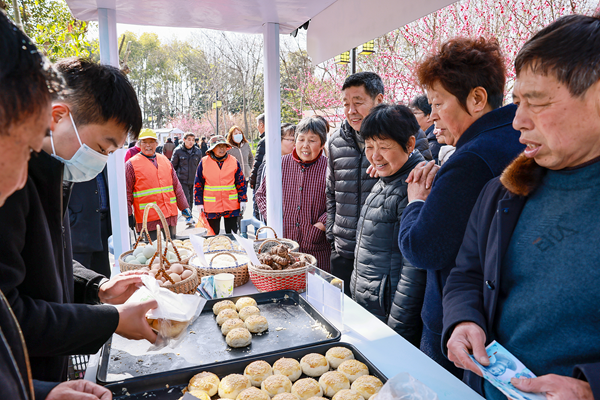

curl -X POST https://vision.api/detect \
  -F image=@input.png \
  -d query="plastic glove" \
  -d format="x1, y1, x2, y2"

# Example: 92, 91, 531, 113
240, 202, 247, 214
181, 208, 192, 219
128, 214, 136, 229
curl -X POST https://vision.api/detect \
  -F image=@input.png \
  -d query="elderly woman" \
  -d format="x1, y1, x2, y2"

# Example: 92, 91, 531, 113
351, 104, 426, 347
397, 37, 524, 376
256, 117, 330, 271
227, 125, 254, 182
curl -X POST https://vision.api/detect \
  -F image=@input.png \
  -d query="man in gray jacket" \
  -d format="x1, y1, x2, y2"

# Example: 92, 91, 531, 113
326, 72, 383, 295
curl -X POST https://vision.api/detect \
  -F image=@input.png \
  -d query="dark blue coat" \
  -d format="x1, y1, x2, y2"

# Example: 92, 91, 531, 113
398, 104, 524, 362
443, 175, 600, 397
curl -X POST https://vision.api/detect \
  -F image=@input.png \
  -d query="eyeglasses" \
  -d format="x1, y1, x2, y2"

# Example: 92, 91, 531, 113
282, 138, 295, 142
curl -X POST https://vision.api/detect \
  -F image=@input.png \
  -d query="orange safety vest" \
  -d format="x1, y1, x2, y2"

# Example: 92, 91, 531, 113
202, 154, 239, 213
131, 153, 178, 223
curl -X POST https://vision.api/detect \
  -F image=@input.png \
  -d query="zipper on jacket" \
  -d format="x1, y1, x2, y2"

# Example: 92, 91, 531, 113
353, 179, 379, 299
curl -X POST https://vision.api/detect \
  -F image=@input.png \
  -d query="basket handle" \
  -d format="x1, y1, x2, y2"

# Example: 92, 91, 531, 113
256, 226, 278, 239
153, 226, 174, 284
209, 252, 239, 268
258, 239, 282, 254
206, 235, 234, 250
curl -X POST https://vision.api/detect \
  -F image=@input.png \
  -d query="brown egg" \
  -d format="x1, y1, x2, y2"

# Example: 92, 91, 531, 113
169, 273, 182, 283
181, 269, 193, 280
170, 263, 184, 274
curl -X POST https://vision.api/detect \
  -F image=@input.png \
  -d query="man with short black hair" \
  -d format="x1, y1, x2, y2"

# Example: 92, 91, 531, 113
326, 72, 383, 295
250, 113, 266, 220
172, 132, 202, 220
410, 94, 441, 162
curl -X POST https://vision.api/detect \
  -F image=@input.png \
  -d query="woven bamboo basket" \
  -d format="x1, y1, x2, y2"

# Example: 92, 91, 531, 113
253, 226, 299, 253
152, 228, 199, 294
192, 252, 249, 287
248, 252, 317, 293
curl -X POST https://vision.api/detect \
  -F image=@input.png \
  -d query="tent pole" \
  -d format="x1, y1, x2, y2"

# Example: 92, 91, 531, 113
263, 22, 283, 237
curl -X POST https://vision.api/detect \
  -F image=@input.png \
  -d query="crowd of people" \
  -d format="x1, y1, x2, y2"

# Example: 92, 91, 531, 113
1, 7, 599, 400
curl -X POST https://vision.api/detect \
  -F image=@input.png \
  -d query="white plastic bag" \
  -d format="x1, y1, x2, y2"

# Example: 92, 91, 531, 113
375, 372, 438, 400
125, 275, 205, 350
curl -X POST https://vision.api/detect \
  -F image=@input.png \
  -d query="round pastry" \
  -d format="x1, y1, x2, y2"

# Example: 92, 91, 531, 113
272, 394, 301, 400
337, 360, 369, 383
244, 360, 273, 387
261, 374, 293, 397
235, 387, 271, 400
226, 328, 252, 348
325, 347, 355, 369
245, 314, 269, 333
213, 300, 237, 315
291, 378, 323, 400
218, 374, 252, 399
300, 353, 329, 377
222, 318, 246, 336
181, 390, 211, 400
273, 357, 302, 382
350, 375, 383, 400
239, 305, 261, 321
236, 297, 258, 311
217, 308, 240, 326
318, 371, 350, 397
305, 398, 328, 400
332, 389, 365, 400
151, 319, 188, 338
189, 371, 220, 396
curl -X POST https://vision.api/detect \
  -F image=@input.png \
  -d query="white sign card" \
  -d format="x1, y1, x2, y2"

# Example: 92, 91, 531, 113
189, 234, 208, 267
232, 233, 262, 266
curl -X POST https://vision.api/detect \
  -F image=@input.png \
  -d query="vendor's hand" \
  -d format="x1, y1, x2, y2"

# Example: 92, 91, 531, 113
406, 161, 439, 202
446, 321, 488, 377
98, 270, 148, 305
240, 201, 247, 214
366, 164, 380, 178
115, 299, 158, 343
511, 375, 593, 400
46, 380, 112, 400
313, 222, 326, 232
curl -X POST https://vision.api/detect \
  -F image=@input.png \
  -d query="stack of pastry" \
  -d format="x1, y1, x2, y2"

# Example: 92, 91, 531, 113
212, 297, 269, 348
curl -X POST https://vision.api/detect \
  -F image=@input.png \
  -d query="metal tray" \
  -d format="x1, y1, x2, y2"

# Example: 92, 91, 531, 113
98, 290, 341, 384
107, 342, 387, 399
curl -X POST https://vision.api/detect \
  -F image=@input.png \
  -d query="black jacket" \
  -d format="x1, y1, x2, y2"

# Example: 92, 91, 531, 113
0, 151, 119, 382
326, 121, 378, 259
424, 125, 442, 162
250, 132, 265, 188
351, 152, 426, 346
200, 141, 208, 157
414, 129, 432, 161
172, 144, 203, 186
68, 168, 111, 253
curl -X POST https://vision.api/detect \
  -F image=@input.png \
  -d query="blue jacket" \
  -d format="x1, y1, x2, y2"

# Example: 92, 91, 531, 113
398, 104, 524, 351
442, 163, 600, 397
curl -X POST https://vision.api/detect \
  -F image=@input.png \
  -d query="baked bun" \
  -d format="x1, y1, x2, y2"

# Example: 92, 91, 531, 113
331, 389, 365, 400
272, 394, 301, 400
325, 347, 355, 369
350, 376, 383, 400
189, 371, 220, 396
214, 300, 237, 315
245, 315, 269, 333
337, 360, 368, 383
273, 357, 302, 382
235, 387, 270, 400
182, 390, 211, 400
222, 318, 246, 336
305, 398, 328, 400
300, 353, 329, 377
236, 297, 258, 311
149, 319, 188, 338
218, 374, 251, 399
239, 305, 261, 321
261, 374, 293, 397
291, 378, 323, 400
318, 371, 350, 397
226, 328, 252, 348
244, 360, 273, 387
217, 309, 240, 326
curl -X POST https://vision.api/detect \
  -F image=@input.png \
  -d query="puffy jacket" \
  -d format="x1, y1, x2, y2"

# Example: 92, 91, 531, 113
171, 144, 203, 186
249, 133, 265, 188
351, 152, 426, 346
326, 121, 378, 259
414, 129, 432, 161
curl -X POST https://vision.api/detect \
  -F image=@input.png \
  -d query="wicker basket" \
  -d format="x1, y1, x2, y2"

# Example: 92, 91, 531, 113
119, 204, 193, 271
192, 252, 249, 287
248, 252, 317, 293
253, 227, 299, 253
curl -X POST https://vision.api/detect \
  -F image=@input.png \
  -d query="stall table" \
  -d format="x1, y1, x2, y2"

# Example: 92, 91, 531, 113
85, 281, 483, 399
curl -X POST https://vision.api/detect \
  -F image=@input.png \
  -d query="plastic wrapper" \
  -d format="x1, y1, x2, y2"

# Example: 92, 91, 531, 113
125, 275, 206, 350
375, 372, 438, 400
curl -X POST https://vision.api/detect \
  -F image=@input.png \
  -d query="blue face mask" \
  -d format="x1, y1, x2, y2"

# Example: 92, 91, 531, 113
50, 113, 109, 182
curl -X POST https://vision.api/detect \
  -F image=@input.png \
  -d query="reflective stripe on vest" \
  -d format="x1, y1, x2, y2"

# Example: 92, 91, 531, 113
133, 185, 174, 198
201, 154, 239, 213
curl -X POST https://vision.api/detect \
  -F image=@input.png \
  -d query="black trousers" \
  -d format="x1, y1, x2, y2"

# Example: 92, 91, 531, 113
73, 214, 111, 277
147, 225, 177, 241
208, 216, 238, 235
330, 248, 354, 297
181, 183, 194, 211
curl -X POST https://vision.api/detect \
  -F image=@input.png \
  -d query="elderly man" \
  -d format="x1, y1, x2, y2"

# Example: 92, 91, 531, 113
126, 128, 192, 239
443, 14, 600, 399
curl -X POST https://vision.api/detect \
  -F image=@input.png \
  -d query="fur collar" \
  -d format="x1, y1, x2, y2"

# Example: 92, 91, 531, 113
500, 153, 547, 196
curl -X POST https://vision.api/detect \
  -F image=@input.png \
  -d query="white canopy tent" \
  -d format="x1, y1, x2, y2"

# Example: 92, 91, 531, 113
63, 0, 457, 264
